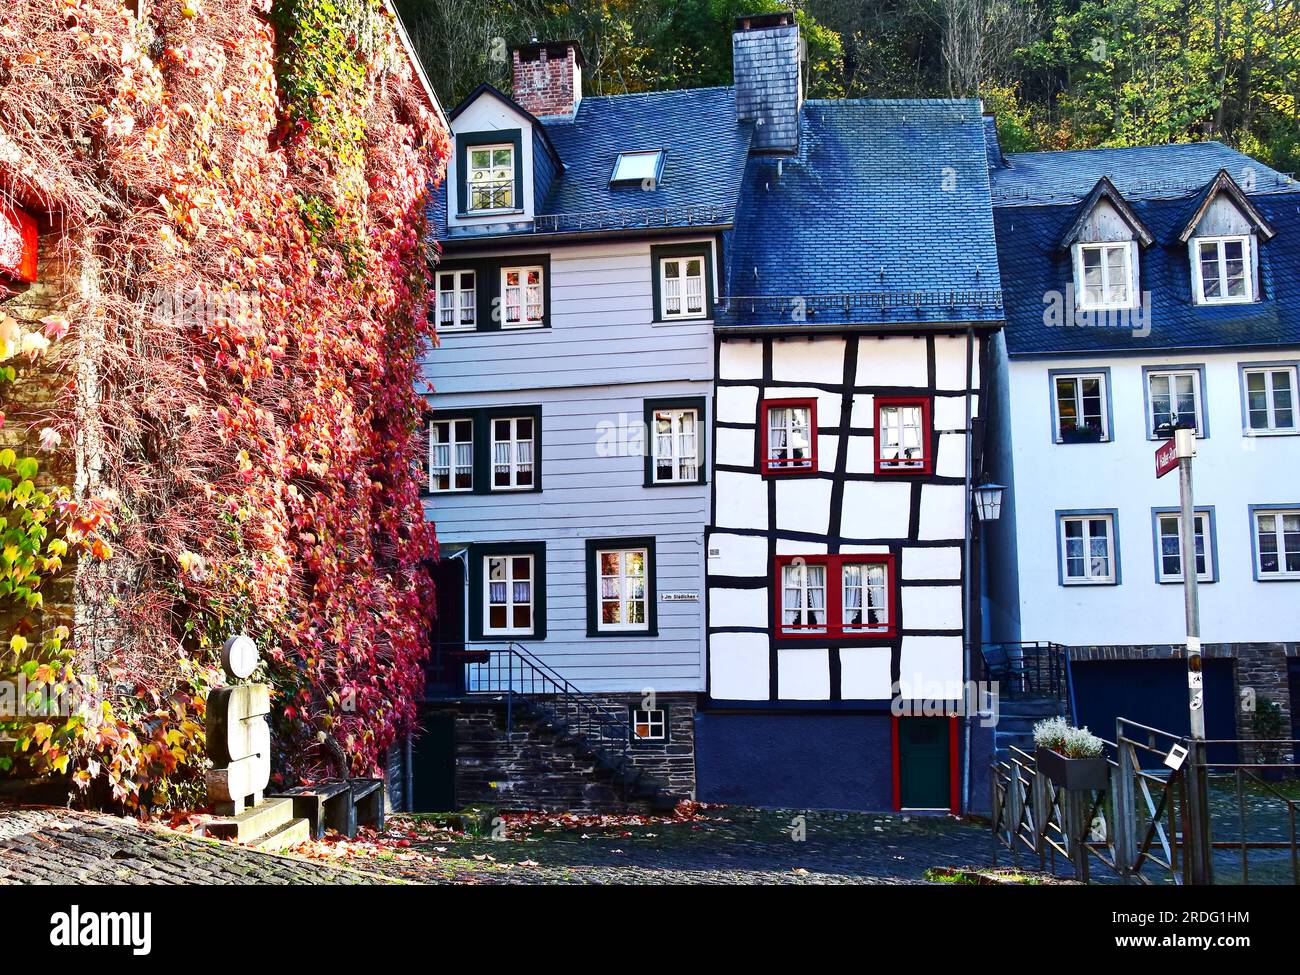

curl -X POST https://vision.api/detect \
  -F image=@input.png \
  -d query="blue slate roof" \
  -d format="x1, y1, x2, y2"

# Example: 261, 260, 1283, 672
432, 86, 753, 242
991, 143, 1300, 356
721, 99, 1004, 328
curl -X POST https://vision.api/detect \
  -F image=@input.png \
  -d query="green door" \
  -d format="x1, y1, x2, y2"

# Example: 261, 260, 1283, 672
898, 717, 951, 809
411, 711, 456, 812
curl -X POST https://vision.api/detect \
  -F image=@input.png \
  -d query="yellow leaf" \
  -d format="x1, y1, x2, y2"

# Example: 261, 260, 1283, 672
9, 634, 28, 653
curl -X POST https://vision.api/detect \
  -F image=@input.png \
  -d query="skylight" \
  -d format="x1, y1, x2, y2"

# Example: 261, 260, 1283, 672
610, 150, 664, 188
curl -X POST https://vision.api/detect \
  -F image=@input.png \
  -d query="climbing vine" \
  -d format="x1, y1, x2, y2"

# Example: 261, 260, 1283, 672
0, 0, 448, 810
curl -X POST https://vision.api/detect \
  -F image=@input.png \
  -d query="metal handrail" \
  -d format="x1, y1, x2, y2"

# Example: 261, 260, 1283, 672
975, 641, 1070, 707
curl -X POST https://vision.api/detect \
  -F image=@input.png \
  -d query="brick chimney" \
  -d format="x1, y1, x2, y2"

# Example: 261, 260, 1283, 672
510, 41, 584, 119
733, 11, 803, 153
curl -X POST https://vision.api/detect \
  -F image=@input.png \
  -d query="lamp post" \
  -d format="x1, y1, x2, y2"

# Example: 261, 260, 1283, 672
973, 480, 1006, 524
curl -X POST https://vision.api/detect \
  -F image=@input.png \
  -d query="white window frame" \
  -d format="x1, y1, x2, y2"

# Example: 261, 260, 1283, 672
765, 404, 815, 471
650, 406, 700, 483
841, 562, 890, 634
1059, 514, 1117, 585
429, 418, 474, 494
1253, 509, 1300, 579
1242, 365, 1298, 434
631, 707, 667, 742
466, 143, 516, 213
1147, 369, 1204, 437
1053, 372, 1110, 442
1073, 241, 1138, 311
1191, 234, 1254, 305
877, 402, 927, 469
659, 256, 707, 320
611, 150, 664, 187
434, 270, 476, 331
483, 554, 535, 636
1156, 512, 1212, 583
595, 547, 650, 633
781, 561, 828, 633
500, 265, 544, 327
490, 416, 535, 491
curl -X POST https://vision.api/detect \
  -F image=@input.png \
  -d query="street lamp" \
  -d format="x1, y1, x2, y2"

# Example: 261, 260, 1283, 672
972, 478, 1006, 522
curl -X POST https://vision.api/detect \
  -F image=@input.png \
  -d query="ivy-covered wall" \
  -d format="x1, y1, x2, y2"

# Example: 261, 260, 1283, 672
0, 0, 449, 811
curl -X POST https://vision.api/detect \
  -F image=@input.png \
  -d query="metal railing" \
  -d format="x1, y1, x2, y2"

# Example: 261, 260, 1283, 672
977, 641, 1071, 710
991, 717, 1300, 885
458, 642, 634, 771
532, 204, 729, 234
720, 289, 1003, 317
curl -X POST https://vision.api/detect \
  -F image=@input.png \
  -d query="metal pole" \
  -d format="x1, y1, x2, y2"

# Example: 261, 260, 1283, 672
961, 325, 975, 814
1175, 427, 1213, 884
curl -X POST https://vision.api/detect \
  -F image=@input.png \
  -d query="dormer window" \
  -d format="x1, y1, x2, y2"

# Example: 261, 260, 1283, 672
1193, 235, 1253, 304
1074, 242, 1136, 310
468, 144, 515, 212
610, 150, 664, 189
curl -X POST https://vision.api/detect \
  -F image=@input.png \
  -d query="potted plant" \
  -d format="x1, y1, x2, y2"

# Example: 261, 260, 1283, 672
1251, 697, 1288, 781
1034, 716, 1109, 791
1060, 423, 1103, 444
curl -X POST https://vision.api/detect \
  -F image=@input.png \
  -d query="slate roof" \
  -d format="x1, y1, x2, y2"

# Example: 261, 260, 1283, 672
432, 86, 753, 242
721, 99, 1004, 328
991, 143, 1300, 356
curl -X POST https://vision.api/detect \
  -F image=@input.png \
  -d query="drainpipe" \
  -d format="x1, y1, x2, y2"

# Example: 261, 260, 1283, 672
961, 325, 975, 814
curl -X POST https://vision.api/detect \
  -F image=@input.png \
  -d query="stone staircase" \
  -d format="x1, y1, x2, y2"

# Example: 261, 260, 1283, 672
994, 696, 1065, 761
204, 797, 311, 850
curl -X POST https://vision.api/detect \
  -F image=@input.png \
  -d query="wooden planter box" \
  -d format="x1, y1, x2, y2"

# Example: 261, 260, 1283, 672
1037, 746, 1109, 791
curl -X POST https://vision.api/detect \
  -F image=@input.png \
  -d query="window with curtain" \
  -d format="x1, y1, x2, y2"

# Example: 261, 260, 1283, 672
429, 418, 473, 492
485, 555, 533, 634
492, 416, 535, 490
763, 400, 816, 473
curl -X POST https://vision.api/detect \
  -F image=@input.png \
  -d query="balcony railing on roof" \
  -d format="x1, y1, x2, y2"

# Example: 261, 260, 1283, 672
993, 172, 1296, 204
719, 289, 1004, 318
531, 203, 729, 234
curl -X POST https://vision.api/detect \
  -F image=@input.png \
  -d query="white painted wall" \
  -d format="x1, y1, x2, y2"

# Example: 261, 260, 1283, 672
446, 96, 537, 230
1008, 347, 1300, 644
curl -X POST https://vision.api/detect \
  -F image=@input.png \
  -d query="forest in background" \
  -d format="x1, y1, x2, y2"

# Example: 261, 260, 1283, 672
397, 0, 1300, 173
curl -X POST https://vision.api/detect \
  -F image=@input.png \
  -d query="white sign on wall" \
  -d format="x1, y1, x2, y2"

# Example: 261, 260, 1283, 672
661, 592, 699, 602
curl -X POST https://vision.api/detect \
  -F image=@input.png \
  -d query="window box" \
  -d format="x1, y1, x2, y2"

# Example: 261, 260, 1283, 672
761, 398, 818, 476
585, 537, 657, 637
1050, 369, 1112, 444
643, 397, 706, 486
468, 542, 547, 641
875, 396, 932, 474
650, 243, 714, 323
1036, 747, 1110, 792
1056, 510, 1120, 586
775, 554, 895, 640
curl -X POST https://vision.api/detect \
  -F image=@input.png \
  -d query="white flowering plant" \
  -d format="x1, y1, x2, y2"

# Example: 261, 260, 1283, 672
1033, 716, 1105, 759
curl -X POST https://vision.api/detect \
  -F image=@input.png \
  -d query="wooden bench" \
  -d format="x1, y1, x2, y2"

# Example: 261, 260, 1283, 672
268, 782, 351, 840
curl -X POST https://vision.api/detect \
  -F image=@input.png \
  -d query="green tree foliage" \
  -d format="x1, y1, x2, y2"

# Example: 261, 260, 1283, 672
398, 0, 1300, 170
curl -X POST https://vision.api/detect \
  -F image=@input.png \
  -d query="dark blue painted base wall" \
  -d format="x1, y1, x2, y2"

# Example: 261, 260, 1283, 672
695, 712, 894, 811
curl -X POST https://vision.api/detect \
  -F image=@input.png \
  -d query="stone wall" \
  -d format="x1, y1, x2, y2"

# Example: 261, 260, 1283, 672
426, 692, 698, 813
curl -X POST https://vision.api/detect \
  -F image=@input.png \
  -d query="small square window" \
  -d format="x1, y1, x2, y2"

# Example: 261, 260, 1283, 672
1242, 365, 1297, 434
1193, 235, 1253, 304
630, 707, 667, 742
610, 150, 664, 188
875, 397, 931, 472
1053, 373, 1110, 443
1058, 513, 1118, 585
762, 399, 818, 475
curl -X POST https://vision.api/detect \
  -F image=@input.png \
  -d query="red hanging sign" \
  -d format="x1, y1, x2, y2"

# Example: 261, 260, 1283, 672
1155, 438, 1179, 478
0, 200, 38, 284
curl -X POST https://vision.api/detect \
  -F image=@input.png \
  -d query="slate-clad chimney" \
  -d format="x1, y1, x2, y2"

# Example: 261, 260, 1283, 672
511, 40, 584, 119
732, 11, 803, 153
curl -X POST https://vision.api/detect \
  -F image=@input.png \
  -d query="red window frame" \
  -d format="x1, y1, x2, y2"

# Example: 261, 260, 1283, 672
760, 397, 818, 476
0, 201, 38, 285
875, 396, 932, 475
773, 553, 897, 639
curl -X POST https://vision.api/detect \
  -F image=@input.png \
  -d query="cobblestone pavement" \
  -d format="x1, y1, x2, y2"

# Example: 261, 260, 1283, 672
0, 805, 390, 885
294, 806, 1004, 885
0, 802, 1004, 885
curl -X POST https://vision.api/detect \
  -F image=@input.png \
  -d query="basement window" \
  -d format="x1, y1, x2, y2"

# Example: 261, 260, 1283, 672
610, 150, 664, 189
630, 707, 668, 742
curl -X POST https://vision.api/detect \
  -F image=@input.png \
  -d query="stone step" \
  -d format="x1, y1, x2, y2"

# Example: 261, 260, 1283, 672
204, 797, 295, 843
247, 817, 311, 852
